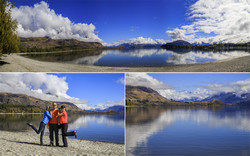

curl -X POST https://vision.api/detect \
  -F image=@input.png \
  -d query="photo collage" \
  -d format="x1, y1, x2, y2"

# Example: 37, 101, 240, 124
0, 0, 250, 155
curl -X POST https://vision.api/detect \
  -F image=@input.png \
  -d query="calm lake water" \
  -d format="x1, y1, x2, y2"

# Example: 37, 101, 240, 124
0, 113, 124, 144
24, 49, 250, 67
126, 106, 250, 156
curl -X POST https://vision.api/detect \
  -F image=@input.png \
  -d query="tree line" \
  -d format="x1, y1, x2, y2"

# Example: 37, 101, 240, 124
0, 104, 44, 113
0, 0, 19, 57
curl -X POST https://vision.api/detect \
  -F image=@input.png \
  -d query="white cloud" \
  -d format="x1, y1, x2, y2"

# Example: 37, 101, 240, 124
90, 99, 124, 110
0, 73, 123, 110
0, 73, 88, 106
116, 77, 125, 84
106, 37, 168, 47
126, 73, 171, 90
126, 73, 250, 101
166, 0, 250, 44
11, 1, 104, 43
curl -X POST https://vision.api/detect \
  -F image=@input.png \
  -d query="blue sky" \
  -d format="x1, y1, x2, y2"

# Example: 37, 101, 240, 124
14, 0, 191, 43
13, 0, 250, 44
149, 73, 250, 92
50, 73, 124, 106
0, 73, 124, 110
127, 73, 250, 101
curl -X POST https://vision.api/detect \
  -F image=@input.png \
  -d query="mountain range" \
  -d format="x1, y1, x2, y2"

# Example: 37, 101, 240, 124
126, 85, 226, 106
202, 92, 250, 104
161, 40, 250, 52
0, 92, 123, 113
19, 37, 104, 52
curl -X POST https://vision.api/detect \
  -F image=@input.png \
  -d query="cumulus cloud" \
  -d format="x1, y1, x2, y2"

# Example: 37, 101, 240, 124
126, 73, 250, 101
11, 1, 104, 43
0, 73, 123, 110
107, 37, 168, 47
126, 73, 171, 90
166, 0, 250, 44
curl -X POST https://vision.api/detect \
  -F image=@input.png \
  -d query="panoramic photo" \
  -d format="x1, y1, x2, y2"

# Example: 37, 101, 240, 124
0, 0, 249, 72
0, 73, 125, 155
126, 73, 250, 155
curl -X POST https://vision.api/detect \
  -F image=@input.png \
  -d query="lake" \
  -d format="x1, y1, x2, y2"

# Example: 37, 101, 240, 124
23, 49, 250, 67
126, 106, 250, 156
0, 113, 124, 144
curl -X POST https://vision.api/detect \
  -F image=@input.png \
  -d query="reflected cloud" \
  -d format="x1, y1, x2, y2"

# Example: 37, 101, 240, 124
69, 49, 250, 66
126, 109, 250, 153
166, 51, 250, 65
68, 115, 124, 131
69, 49, 167, 65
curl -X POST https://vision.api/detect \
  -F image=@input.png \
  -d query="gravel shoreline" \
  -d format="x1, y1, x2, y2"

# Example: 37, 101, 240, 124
0, 131, 124, 156
0, 53, 250, 72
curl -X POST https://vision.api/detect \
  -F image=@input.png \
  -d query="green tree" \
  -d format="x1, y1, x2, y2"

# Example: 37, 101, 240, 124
0, 0, 19, 57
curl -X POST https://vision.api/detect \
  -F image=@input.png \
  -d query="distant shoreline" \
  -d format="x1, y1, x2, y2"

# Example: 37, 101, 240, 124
0, 130, 124, 156
1, 53, 250, 72
0, 113, 43, 114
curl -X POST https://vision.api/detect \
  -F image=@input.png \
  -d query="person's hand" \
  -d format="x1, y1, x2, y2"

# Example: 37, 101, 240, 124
47, 125, 49, 129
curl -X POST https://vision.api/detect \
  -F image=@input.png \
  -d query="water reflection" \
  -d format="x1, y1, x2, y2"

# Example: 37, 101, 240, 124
126, 106, 250, 155
0, 113, 124, 143
24, 49, 250, 67
0, 113, 43, 131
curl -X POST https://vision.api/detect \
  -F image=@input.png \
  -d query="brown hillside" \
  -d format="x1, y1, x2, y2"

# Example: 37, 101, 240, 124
0, 92, 80, 111
20, 37, 104, 49
126, 85, 170, 105
126, 86, 228, 106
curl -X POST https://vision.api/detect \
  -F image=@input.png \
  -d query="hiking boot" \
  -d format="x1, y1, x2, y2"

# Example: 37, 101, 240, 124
27, 123, 32, 126
74, 131, 77, 138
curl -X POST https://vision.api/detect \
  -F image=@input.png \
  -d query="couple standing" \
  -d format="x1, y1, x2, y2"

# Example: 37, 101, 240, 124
27, 102, 77, 147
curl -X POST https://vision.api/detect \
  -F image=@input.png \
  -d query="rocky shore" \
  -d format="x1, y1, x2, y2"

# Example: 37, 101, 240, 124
0, 131, 124, 156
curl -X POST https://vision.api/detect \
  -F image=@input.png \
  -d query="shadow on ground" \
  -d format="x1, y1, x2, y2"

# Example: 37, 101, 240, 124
0, 60, 9, 66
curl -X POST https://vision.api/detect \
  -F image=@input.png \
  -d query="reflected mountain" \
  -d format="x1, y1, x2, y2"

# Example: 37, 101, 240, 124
126, 106, 250, 155
0, 114, 43, 131
25, 48, 250, 67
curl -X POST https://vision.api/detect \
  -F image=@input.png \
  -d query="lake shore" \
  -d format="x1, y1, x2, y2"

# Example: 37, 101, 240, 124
1, 53, 250, 72
0, 130, 124, 156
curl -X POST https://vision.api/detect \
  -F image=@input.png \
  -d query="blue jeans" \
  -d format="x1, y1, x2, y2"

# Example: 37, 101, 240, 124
30, 121, 46, 145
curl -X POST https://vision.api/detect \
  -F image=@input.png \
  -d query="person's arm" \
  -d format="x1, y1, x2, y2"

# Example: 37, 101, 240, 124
58, 112, 64, 116
46, 111, 52, 119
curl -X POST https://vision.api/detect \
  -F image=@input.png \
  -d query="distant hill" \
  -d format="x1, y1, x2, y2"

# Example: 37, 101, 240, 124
126, 85, 227, 106
118, 43, 163, 49
0, 93, 123, 114
202, 92, 250, 104
161, 40, 250, 52
164, 40, 192, 46
0, 92, 81, 113
20, 37, 104, 51
126, 85, 171, 105
103, 105, 124, 112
